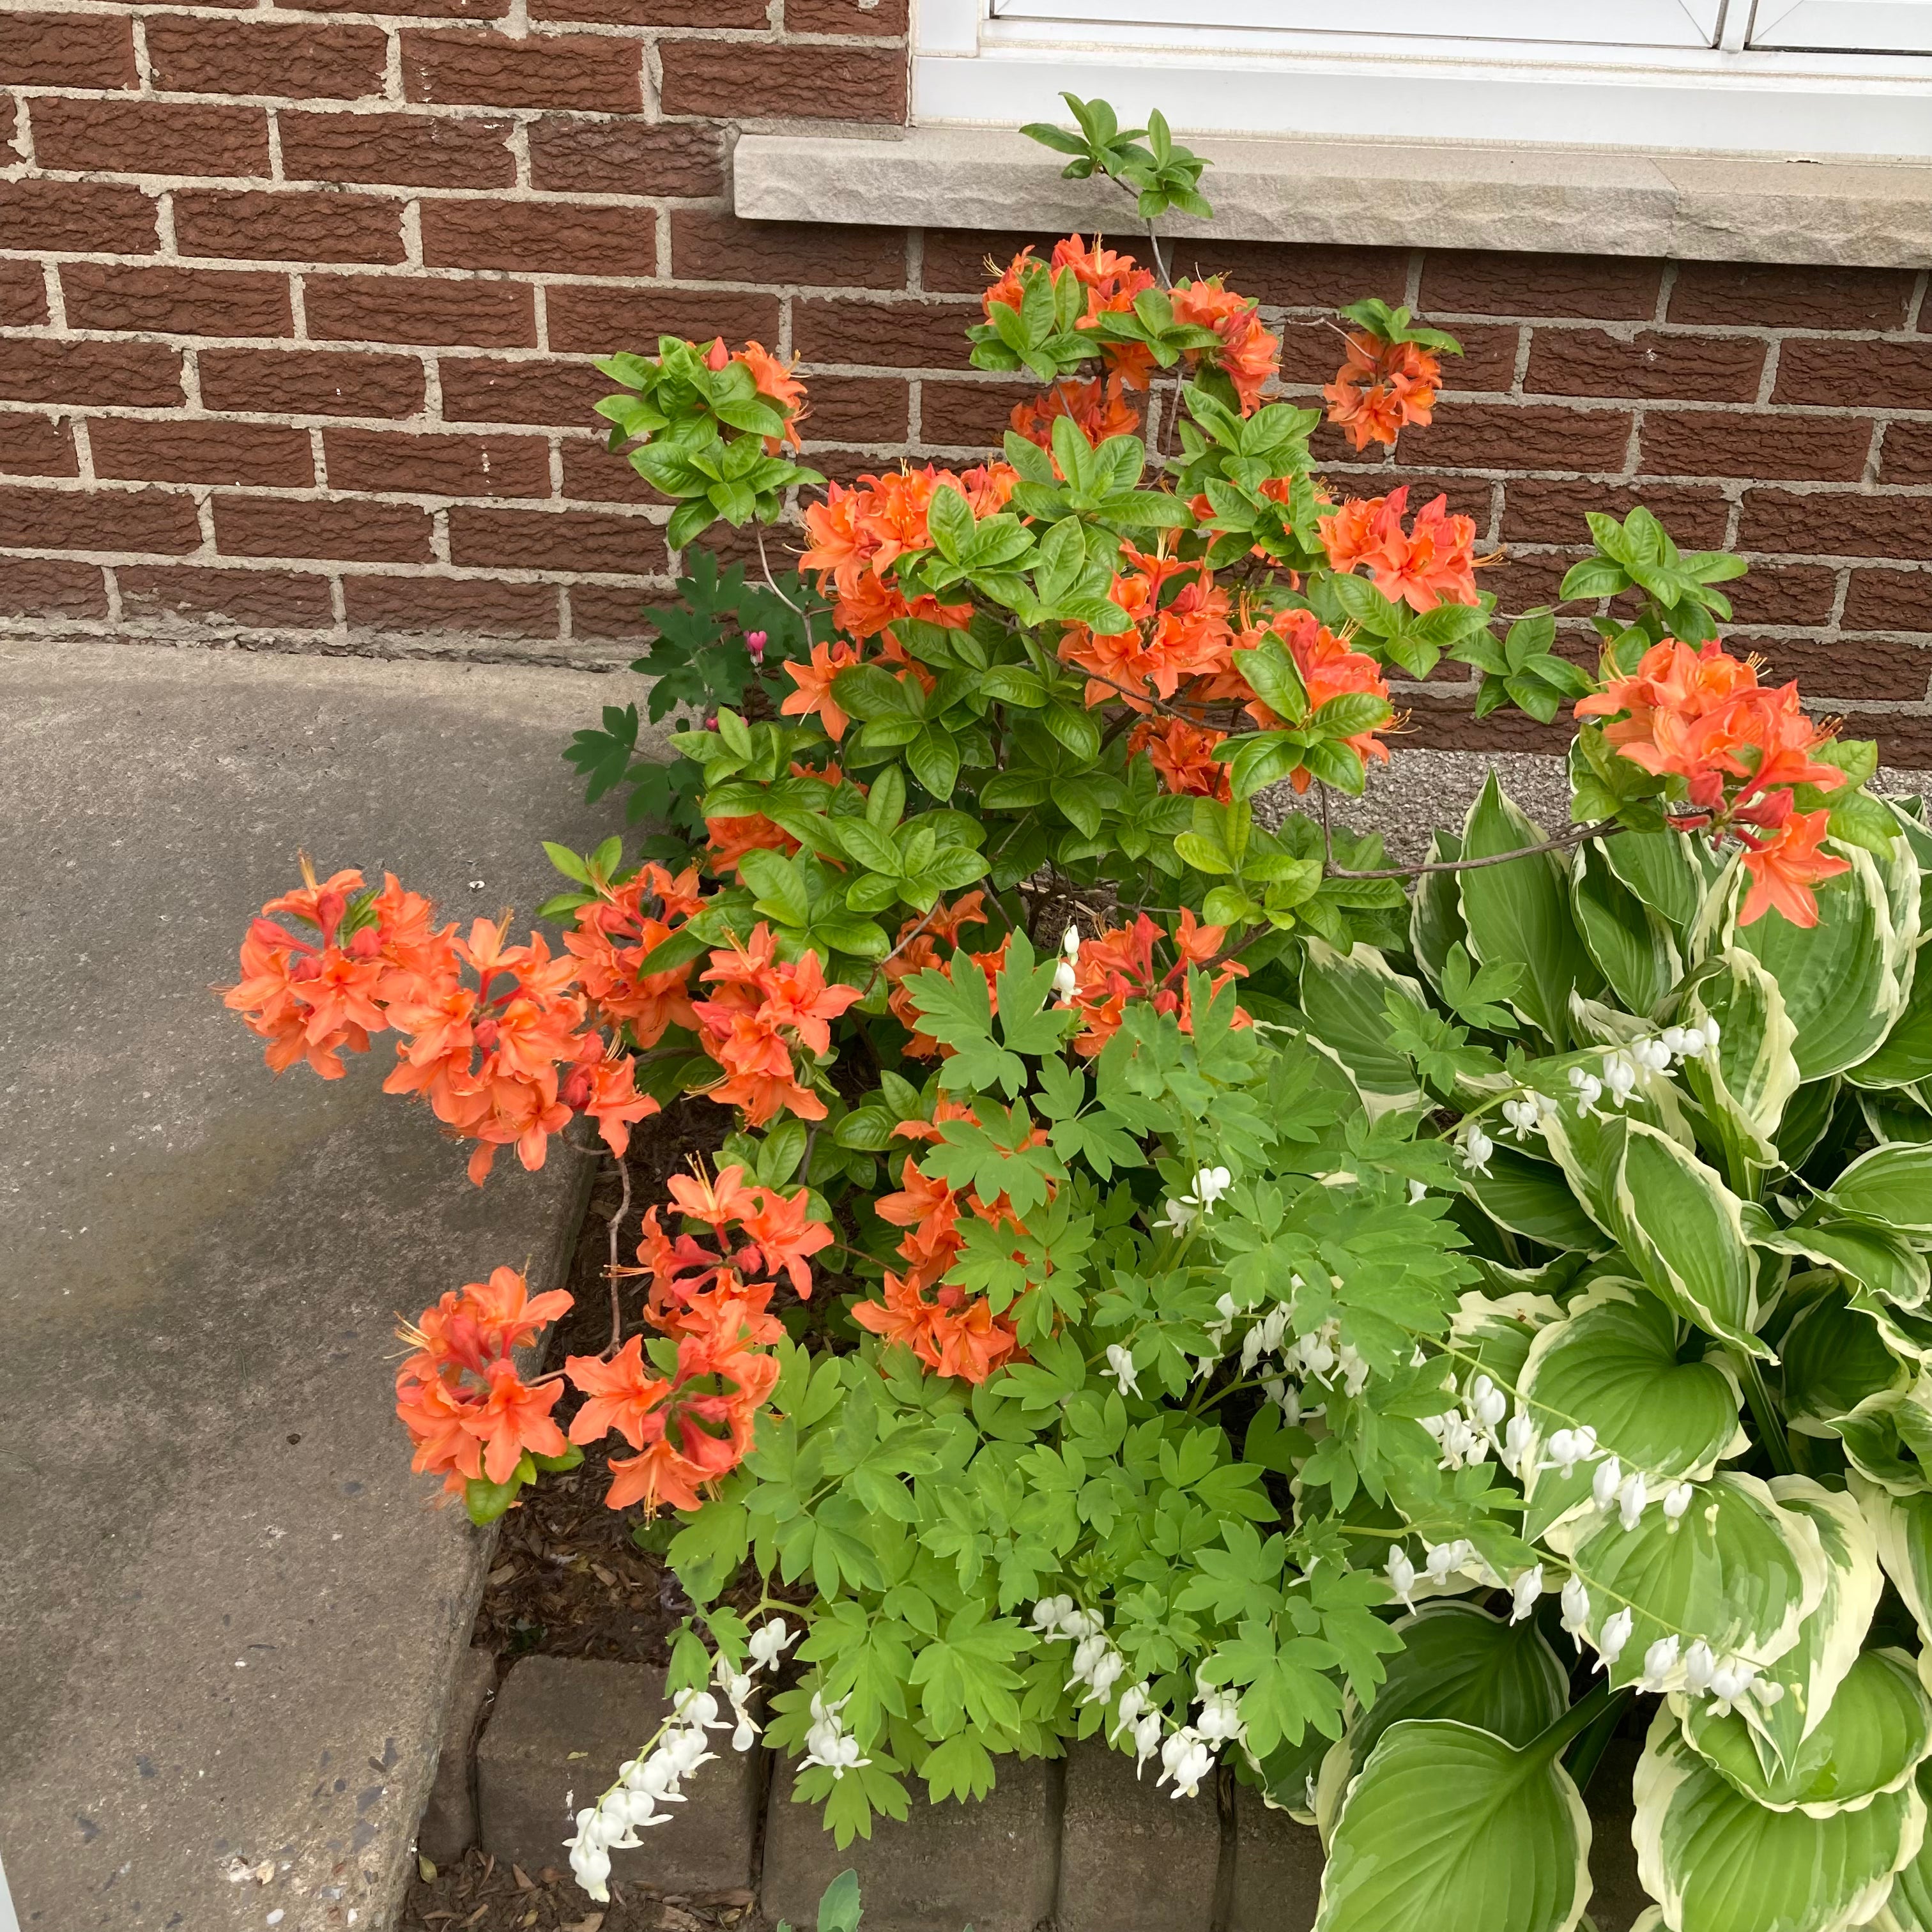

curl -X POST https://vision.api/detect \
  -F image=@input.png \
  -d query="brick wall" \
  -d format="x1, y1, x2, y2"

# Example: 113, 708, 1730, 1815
4, 1, 1932, 760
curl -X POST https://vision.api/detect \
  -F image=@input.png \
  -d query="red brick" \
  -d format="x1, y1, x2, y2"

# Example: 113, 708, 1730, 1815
1774, 337, 1932, 411
1172, 238, 1407, 310
1881, 420, 1932, 486
1669, 261, 1915, 331
90, 417, 315, 488
1872, 714, 1932, 765
323, 426, 551, 496
1274, 318, 1517, 393
1844, 568, 1932, 632
278, 112, 517, 190
783, 0, 907, 31
801, 372, 907, 445
531, 0, 760, 19
30, 98, 270, 178
0, 414, 77, 478
1735, 631, 1929, 703
303, 275, 536, 349
1524, 328, 1765, 403
2, 484, 201, 555
558, 439, 656, 504
0, 339, 182, 410
658, 40, 905, 122
1739, 488, 1932, 558
278, 0, 507, 17
546, 285, 782, 356
527, 119, 723, 197
0, 12, 135, 86
794, 296, 977, 369
343, 572, 559, 634
1399, 401, 1632, 473
1723, 562, 1839, 627
1484, 548, 1581, 614
447, 503, 664, 572
61, 264, 291, 339
918, 229, 1062, 296
1420, 252, 1664, 322
671, 210, 906, 290
401, 30, 642, 111
119, 564, 335, 627
198, 347, 425, 418
420, 199, 652, 279
173, 190, 406, 266
438, 356, 619, 426
214, 494, 433, 563
1639, 410, 1872, 482
0, 180, 156, 255
1501, 477, 1729, 548
567, 578, 654, 635
1404, 689, 1572, 752
919, 377, 1037, 448
0, 261, 48, 329
144, 17, 388, 100
0, 554, 107, 619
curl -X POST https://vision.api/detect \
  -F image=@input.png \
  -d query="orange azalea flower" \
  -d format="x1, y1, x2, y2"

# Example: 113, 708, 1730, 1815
396, 1375, 484, 1493
780, 639, 862, 741
1052, 234, 1158, 388
732, 340, 807, 450
1011, 374, 1142, 453
1268, 607, 1394, 788
565, 1335, 671, 1450
460, 1356, 567, 1485
666, 1161, 762, 1230
1129, 716, 1230, 800
604, 1438, 709, 1515
1171, 277, 1280, 416
737, 1184, 832, 1298
705, 812, 799, 878
1738, 806, 1850, 928
1317, 486, 1479, 613
924, 893, 989, 947
1324, 331, 1441, 452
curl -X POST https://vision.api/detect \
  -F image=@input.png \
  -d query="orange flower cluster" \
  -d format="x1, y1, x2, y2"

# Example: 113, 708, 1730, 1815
562, 859, 704, 1047
850, 1153, 1024, 1384
985, 235, 1158, 390
1171, 278, 1281, 417
879, 895, 995, 1057
1059, 545, 1234, 710
691, 923, 862, 1126
395, 1266, 572, 1496
1011, 373, 1142, 454
800, 463, 1018, 638
1574, 638, 1851, 926
1324, 330, 1442, 451
1056, 908, 1250, 1055
1242, 607, 1395, 792
566, 1163, 823, 1512
224, 864, 659, 1184
1128, 716, 1231, 800
1318, 486, 1480, 613
700, 335, 807, 450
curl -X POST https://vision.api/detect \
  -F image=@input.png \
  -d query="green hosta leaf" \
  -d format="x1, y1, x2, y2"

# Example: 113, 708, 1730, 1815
1463, 1144, 1607, 1252
1315, 1721, 1591, 1932
1782, 1284, 1912, 1432
1572, 841, 1678, 1016
1296, 939, 1426, 1110
1549, 1471, 1828, 1696
1335, 1603, 1568, 1784
1857, 1478, 1932, 1646
1518, 1278, 1745, 1542
1604, 826, 1702, 931
1853, 962, 1932, 1091
1459, 774, 1595, 1050
1680, 949, 1802, 1194
1634, 1705, 1926, 1932
1823, 1143, 1932, 1236
1678, 1647, 1932, 1816
1878, 1765, 1932, 1931
1409, 831, 1468, 995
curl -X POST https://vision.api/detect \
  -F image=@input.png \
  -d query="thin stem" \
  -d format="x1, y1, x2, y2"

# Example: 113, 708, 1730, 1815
1565, 1688, 1633, 1793
1326, 820, 1619, 880
1529, 1676, 1617, 1763
1736, 1349, 1798, 1477
755, 525, 804, 617
605, 1148, 633, 1355
1144, 220, 1170, 291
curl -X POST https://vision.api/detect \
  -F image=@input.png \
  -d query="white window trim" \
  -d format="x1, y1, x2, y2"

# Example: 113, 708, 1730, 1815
915, 0, 1932, 159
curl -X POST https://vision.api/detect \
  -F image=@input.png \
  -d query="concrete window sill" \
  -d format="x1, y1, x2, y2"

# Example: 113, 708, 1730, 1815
732, 123, 1932, 270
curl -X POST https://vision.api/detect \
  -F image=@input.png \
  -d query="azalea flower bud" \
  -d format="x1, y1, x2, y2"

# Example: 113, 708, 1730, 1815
1062, 923, 1082, 960
1683, 1639, 1717, 1694
1510, 1565, 1544, 1624
1105, 1344, 1141, 1398
1462, 1126, 1494, 1176
1596, 1607, 1635, 1671
1617, 1471, 1649, 1530
1662, 1481, 1694, 1525
1593, 1455, 1624, 1510
1637, 1634, 1681, 1692
1386, 1545, 1418, 1608
1052, 958, 1078, 1000
1560, 1575, 1591, 1642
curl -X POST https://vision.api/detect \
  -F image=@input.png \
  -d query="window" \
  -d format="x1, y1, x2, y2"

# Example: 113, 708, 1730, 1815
916, 0, 1932, 156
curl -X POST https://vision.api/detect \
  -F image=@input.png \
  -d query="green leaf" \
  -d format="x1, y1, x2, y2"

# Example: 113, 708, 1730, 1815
1315, 1721, 1591, 1932
1824, 1143, 1932, 1235
815, 1869, 863, 1932
1572, 840, 1678, 1016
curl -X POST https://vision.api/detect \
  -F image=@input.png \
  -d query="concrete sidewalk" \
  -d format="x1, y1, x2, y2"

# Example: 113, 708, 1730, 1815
1, 639, 628, 1931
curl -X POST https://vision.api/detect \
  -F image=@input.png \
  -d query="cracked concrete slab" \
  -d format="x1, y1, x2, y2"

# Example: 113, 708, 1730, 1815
0, 640, 625, 1931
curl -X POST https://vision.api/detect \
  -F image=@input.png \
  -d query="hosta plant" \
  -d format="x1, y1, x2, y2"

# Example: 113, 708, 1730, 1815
219, 100, 1932, 1932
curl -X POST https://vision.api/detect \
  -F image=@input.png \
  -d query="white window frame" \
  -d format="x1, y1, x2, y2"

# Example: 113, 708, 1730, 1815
914, 0, 1932, 158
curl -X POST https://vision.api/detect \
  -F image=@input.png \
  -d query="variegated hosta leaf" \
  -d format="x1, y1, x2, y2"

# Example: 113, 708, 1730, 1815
1857, 1477, 1932, 1644
1781, 1282, 1914, 1434
1296, 938, 1426, 1113
1680, 949, 1802, 1194
1708, 841, 1915, 1084
1316, 1719, 1592, 1932
1851, 953, 1932, 1092
1634, 1706, 1927, 1932
1590, 1116, 1765, 1358
1602, 822, 1703, 933
1448, 1289, 1567, 1393
1821, 1143, 1932, 1237
1519, 1278, 1745, 1542
1573, 840, 1680, 1018
1409, 828, 1466, 996
1464, 1142, 1607, 1252
1839, 1379, 1932, 1496
1549, 1471, 1827, 1697
1855, 1289, 1932, 1367
1779, 1076, 1844, 1172
1751, 1211, 1932, 1314
1705, 1479, 1886, 1775
1874, 1764, 1932, 1932
1862, 1089, 1932, 1147
1679, 1648, 1932, 1816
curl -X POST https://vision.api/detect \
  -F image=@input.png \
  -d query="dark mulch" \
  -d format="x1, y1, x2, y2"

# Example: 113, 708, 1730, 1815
398, 1846, 763, 1932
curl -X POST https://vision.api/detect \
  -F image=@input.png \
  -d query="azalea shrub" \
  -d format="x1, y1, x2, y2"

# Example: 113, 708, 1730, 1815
222, 99, 1932, 1932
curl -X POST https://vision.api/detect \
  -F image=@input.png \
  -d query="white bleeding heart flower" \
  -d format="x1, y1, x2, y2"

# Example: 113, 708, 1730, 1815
1637, 1634, 1682, 1692
1593, 1456, 1624, 1511
1596, 1607, 1635, 1671
1510, 1565, 1544, 1624
1386, 1546, 1418, 1609
1617, 1471, 1649, 1531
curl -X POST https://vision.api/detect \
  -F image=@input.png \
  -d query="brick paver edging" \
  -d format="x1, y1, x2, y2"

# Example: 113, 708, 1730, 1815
433, 1652, 1653, 1932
